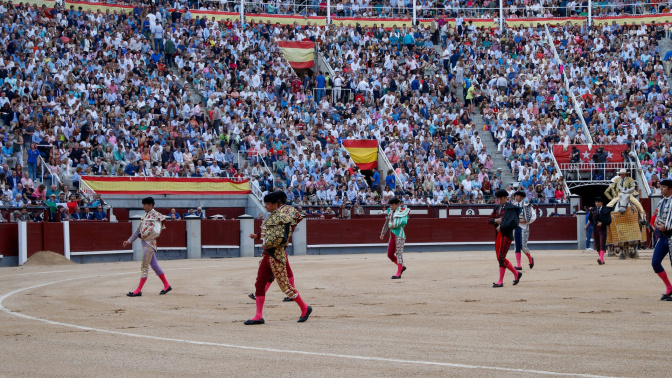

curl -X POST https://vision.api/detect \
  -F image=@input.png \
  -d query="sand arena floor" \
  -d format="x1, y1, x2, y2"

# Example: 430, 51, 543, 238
0, 249, 669, 377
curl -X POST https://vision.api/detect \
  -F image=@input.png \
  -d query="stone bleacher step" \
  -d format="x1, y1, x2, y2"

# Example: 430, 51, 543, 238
470, 113, 514, 188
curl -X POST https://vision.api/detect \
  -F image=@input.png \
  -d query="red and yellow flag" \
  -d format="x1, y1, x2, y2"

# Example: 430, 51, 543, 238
81, 176, 251, 195
342, 140, 378, 170
278, 41, 315, 69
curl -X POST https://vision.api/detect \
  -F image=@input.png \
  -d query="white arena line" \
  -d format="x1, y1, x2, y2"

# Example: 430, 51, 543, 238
1, 262, 235, 277
0, 267, 620, 378
0, 256, 371, 277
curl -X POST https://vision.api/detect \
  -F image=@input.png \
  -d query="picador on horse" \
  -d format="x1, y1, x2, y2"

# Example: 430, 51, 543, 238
603, 168, 647, 259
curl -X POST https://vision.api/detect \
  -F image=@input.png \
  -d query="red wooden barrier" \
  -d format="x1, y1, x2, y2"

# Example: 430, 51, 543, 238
201, 220, 240, 245
307, 216, 578, 245
254, 219, 263, 245
156, 221, 186, 248
70, 222, 131, 252
114, 208, 129, 222
528, 217, 577, 241
25, 222, 65, 256
43, 222, 65, 255
114, 208, 247, 223
0, 223, 18, 256
27, 222, 44, 257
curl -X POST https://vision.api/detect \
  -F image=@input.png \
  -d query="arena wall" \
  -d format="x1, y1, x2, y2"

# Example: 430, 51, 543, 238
1, 214, 583, 266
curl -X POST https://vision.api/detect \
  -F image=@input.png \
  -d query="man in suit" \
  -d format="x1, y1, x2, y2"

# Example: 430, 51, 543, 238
7, 169, 19, 189
83, 207, 94, 220
71, 206, 84, 220
93, 205, 108, 221
587, 197, 612, 265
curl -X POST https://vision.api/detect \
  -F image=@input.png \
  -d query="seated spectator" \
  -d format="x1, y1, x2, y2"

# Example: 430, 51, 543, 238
56, 206, 70, 222
71, 206, 84, 221
82, 207, 94, 221
93, 205, 108, 221
169, 208, 181, 220
194, 207, 206, 219
30, 210, 42, 223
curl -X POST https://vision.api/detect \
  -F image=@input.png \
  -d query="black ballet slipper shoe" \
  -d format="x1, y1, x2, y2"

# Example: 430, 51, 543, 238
160, 286, 172, 295
402, 266, 407, 273
513, 271, 523, 286
515, 266, 523, 271
661, 293, 671, 301
492, 283, 503, 288
127, 292, 142, 297
244, 318, 265, 325
249, 293, 256, 300
529, 257, 535, 269
297, 306, 313, 323
391, 275, 401, 279
597, 259, 604, 265
283, 297, 294, 302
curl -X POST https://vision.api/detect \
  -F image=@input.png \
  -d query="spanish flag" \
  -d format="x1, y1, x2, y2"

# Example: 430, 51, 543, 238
80, 176, 251, 195
342, 140, 378, 170
278, 41, 315, 69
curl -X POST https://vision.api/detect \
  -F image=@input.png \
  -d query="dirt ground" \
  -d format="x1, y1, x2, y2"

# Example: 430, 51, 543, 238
0, 249, 669, 377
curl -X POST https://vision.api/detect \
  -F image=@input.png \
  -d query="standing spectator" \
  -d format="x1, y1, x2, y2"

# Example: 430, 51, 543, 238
27, 143, 39, 181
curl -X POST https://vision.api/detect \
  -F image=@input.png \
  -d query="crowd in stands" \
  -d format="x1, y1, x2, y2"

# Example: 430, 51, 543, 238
0, 0, 667, 214
551, 20, 672, 195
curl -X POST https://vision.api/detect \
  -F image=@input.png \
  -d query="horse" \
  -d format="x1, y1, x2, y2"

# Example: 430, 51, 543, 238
607, 187, 647, 259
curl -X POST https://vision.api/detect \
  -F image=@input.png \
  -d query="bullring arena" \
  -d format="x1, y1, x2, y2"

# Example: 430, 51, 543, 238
1, 249, 670, 377
2, 0, 672, 375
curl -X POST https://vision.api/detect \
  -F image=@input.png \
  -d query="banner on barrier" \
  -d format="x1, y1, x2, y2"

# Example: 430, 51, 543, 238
553, 145, 628, 164
18, 0, 672, 29
593, 13, 672, 26
246, 14, 326, 26
81, 176, 251, 195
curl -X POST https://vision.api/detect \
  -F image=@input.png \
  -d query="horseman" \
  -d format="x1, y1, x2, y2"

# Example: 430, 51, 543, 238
605, 168, 645, 219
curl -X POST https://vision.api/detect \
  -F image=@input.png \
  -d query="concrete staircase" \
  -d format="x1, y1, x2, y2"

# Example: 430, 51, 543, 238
169, 67, 204, 105
469, 113, 515, 188
450, 70, 515, 188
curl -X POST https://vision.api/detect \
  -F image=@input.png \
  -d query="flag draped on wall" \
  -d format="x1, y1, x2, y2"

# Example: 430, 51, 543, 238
342, 140, 378, 170
553, 145, 627, 164
278, 41, 315, 69
80, 176, 251, 195
45, 201, 78, 214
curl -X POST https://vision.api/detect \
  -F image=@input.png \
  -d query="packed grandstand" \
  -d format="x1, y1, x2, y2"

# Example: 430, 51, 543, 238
0, 0, 669, 219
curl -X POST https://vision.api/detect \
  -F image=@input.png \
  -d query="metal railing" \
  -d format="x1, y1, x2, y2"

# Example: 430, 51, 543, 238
591, 1, 671, 16
316, 50, 335, 80
250, 178, 264, 201
312, 87, 353, 104
79, 179, 97, 201
633, 153, 652, 196
545, 25, 593, 144
236, 150, 275, 179
550, 150, 571, 199
559, 162, 639, 184
503, 4, 587, 18
39, 155, 61, 187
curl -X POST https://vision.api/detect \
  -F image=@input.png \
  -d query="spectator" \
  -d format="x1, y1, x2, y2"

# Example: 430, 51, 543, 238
93, 205, 108, 221
169, 208, 181, 220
